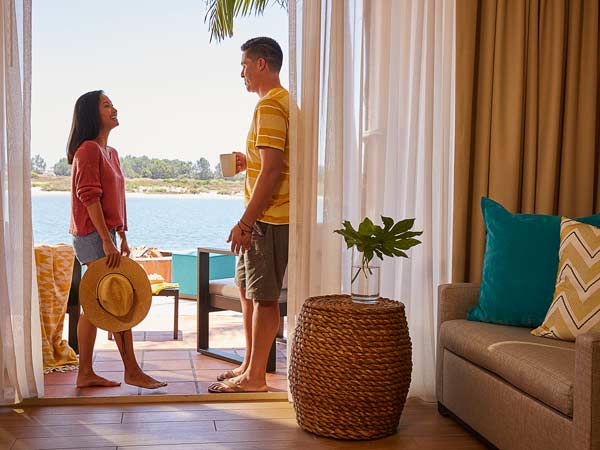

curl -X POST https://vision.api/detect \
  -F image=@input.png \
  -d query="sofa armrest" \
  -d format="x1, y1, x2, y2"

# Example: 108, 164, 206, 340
437, 283, 480, 328
436, 283, 480, 403
573, 332, 600, 450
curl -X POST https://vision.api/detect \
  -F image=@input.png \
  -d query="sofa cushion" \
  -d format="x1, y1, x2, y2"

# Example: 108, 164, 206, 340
209, 278, 287, 303
532, 217, 600, 341
440, 319, 575, 416
468, 197, 600, 327
209, 278, 240, 298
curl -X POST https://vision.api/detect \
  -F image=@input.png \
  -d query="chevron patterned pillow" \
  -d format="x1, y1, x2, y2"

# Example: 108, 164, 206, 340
532, 217, 600, 341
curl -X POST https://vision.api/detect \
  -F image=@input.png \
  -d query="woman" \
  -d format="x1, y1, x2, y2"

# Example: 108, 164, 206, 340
68, 90, 166, 389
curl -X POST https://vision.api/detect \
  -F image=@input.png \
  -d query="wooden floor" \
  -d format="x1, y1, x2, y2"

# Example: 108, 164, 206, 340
0, 398, 486, 450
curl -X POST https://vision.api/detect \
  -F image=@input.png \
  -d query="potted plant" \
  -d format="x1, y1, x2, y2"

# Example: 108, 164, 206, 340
334, 216, 422, 304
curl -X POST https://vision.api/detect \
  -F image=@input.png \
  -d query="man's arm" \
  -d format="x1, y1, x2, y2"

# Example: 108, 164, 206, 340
227, 147, 284, 254
240, 147, 284, 226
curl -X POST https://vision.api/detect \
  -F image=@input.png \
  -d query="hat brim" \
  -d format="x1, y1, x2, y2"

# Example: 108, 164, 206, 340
80, 256, 152, 332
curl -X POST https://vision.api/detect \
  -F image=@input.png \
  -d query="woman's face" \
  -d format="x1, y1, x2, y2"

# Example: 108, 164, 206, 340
98, 94, 118, 130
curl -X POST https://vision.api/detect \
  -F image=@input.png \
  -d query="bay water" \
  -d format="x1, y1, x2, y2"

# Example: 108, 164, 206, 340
32, 191, 244, 252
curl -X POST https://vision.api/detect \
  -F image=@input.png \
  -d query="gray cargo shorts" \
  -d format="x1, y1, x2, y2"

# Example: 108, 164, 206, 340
235, 221, 289, 301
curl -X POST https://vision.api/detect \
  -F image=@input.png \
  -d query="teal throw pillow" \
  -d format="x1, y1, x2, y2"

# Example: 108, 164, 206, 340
467, 197, 600, 327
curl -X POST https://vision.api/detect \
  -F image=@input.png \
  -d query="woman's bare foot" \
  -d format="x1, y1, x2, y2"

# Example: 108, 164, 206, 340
76, 371, 121, 388
125, 369, 167, 389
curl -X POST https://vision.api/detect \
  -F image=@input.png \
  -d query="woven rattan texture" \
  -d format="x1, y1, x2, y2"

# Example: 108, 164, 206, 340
289, 295, 412, 440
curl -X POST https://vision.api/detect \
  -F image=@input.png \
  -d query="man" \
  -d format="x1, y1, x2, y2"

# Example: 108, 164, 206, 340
208, 37, 289, 393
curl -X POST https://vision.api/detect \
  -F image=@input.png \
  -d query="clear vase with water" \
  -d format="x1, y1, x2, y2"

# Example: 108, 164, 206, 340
351, 248, 381, 304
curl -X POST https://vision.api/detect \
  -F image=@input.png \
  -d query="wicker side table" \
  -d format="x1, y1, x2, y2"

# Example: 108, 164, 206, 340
289, 295, 412, 440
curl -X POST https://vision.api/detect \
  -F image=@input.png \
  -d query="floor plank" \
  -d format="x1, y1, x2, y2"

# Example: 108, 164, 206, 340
0, 401, 289, 417
0, 412, 123, 427
1, 420, 215, 439
121, 408, 295, 423
2, 399, 486, 450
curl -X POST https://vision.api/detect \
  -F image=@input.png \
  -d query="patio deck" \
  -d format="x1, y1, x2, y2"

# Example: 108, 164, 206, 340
45, 295, 287, 398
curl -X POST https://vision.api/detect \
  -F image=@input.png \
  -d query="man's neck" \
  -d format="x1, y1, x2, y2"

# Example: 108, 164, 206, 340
258, 78, 283, 98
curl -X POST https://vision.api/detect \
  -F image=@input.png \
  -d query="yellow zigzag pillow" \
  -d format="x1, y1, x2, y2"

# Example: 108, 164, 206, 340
532, 217, 600, 341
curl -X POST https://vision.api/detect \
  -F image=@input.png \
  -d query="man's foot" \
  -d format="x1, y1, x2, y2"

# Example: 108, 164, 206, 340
216, 367, 246, 381
124, 370, 168, 389
76, 372, 121, 388
208, 374, 267, 393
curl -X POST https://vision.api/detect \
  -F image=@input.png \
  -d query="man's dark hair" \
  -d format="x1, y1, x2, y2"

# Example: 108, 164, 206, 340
66, 90, 104, 164
241, 37, 283, 72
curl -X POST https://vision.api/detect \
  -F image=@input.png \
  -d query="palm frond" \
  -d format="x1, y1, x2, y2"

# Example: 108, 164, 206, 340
205, 0, 288, 43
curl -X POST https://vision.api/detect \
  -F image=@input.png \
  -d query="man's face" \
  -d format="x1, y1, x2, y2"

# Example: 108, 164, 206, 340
240, 51, 263, 93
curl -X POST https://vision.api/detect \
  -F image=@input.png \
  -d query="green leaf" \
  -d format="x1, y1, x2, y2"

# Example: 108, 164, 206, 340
205, 0, 288, 43
358, 217, 376, 237
382, 216, 394, 231
395, 238, 422, 250
391, 218, 415, 235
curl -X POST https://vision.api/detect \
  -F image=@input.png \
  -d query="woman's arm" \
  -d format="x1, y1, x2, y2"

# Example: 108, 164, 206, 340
117, 230, 131, 257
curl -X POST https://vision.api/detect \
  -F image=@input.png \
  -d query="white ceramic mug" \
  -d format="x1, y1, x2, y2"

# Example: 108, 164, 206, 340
220, 153, 236, 178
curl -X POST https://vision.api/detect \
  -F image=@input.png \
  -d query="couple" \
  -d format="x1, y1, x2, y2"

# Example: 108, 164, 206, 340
69, 37, 289, 393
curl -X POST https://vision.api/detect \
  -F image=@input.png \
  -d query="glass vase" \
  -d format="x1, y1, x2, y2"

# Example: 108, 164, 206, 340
351, 248, 381, 304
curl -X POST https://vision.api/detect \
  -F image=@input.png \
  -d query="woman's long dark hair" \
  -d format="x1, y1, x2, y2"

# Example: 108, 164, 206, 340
66, 90, 103, 164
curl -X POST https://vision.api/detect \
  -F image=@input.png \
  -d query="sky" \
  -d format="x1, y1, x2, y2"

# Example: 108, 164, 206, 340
31, 0, 289, 170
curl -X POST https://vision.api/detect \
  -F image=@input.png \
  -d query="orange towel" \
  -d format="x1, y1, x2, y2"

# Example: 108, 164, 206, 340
34, 244, 79, 373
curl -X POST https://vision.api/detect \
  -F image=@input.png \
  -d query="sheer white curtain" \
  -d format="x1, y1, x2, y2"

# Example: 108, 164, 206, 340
0, 0, 43, 404
288, 0, 454, 400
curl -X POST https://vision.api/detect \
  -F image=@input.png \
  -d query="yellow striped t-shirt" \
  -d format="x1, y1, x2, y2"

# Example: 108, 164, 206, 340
245, 87, 290, 224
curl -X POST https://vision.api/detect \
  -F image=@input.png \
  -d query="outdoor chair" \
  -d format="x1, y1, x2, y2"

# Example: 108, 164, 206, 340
196, 247, 287, 373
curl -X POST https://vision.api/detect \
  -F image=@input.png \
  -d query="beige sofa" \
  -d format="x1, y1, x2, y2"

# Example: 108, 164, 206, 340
437, 283, 600, 450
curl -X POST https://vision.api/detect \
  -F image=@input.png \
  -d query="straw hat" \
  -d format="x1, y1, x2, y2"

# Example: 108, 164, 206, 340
80, 256, 152, 332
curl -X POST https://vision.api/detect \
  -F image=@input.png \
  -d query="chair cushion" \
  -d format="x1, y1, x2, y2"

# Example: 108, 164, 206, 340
532, 218, 600, 341
468, 197, 600, 327
440, 319, 575, 416
209, 278, 287, 303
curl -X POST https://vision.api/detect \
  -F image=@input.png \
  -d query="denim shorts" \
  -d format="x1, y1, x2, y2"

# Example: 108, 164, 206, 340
72, 229, 117, 265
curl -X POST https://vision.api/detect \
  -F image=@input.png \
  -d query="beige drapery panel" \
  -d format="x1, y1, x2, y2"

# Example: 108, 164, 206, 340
453, 0, 600, 282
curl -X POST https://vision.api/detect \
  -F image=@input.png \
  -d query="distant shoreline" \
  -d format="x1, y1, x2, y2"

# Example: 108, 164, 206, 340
31, 186, 244, 199
31, 175, 245, 198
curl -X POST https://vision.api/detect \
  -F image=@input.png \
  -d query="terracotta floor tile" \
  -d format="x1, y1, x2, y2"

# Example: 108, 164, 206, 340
192, 355, 238, 369
93, 360, 126, 372
194, 369, 232, 382
42, 384, 81, 398
196, 381, 218, 393
44, 371, 78, 385
267, 379, 288, 392
144, 350, 190, 360
94, 351, 142, 361
142, 359, 193, 370
145, 370, 196, 382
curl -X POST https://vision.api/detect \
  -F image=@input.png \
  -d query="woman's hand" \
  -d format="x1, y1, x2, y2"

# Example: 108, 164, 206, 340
119, 233, 131, 257
234, 152, 247, 173
102, 238, 121, 268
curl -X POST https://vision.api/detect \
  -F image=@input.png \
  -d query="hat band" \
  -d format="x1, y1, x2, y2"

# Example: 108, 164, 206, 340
95, 273, 136, 321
